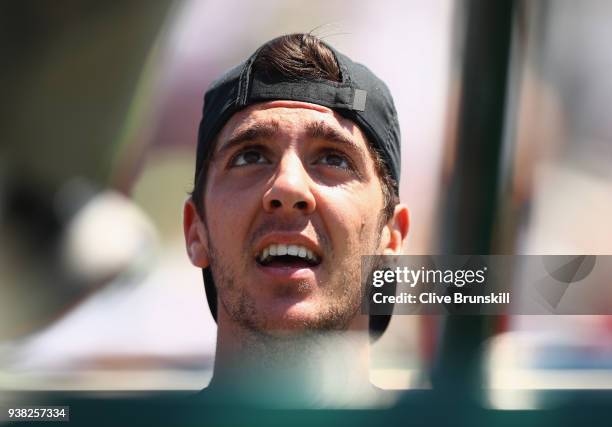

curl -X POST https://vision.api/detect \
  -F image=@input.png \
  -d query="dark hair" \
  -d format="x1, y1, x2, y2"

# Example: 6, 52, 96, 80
191, 33, 398, 223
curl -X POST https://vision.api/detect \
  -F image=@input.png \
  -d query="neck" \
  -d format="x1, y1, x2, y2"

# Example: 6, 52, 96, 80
209, 313, 375, 407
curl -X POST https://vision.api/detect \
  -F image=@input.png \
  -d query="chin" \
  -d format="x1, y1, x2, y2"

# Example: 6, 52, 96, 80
264, 302, 321, 331
257, 300, 354, 335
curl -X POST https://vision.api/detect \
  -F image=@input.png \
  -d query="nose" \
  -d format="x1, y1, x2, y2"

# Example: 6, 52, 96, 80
262, 152, 316, 215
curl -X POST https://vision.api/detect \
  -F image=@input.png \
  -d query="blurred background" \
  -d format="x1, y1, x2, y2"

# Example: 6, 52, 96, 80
1, 0, 611, 412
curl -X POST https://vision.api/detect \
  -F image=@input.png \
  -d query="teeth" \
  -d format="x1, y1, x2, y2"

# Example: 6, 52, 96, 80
258, 243, 319, 263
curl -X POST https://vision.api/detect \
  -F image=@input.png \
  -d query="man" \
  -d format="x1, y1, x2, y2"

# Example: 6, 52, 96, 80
183, 33, 409, 405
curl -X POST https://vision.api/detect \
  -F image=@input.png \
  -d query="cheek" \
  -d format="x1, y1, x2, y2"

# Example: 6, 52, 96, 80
318, 185, 383, 250
204, 181, 261, 254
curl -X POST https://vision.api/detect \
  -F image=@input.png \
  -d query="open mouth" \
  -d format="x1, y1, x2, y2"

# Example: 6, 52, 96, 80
256, 243, 321, 268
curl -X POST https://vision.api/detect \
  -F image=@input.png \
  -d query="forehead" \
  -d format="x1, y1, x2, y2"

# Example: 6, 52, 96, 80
215, 100, 369, 148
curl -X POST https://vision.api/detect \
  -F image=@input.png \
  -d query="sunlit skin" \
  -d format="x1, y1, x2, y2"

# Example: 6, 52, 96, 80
184, 101, 409, 347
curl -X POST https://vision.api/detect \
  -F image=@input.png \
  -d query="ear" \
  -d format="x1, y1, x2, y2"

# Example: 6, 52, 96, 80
381, 204, 410, 255
183, 198, 210, 268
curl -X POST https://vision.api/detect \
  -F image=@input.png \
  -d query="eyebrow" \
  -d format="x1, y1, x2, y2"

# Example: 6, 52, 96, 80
216, 120, 281, 155
215, 119, 365, 159
305, 121, 360, 149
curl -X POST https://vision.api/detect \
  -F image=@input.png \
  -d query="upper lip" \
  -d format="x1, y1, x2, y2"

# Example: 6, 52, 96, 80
253, 233, 323, 260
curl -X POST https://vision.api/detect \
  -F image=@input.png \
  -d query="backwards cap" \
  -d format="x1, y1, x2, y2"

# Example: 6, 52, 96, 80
195, 34, 401, 338
195, 35, 401, 194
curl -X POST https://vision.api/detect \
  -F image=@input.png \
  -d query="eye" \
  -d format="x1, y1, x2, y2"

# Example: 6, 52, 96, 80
317, 152, 351, 169
230, 148, 269, 167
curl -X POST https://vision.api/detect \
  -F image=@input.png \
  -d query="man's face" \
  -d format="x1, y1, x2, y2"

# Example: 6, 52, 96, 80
195, 100, 389, 334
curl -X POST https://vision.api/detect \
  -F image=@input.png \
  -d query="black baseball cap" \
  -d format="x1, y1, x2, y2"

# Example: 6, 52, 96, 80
195, 34, 401, 339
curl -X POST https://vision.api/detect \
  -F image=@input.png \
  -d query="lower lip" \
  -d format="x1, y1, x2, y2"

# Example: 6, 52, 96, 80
255, 263, 320, 281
